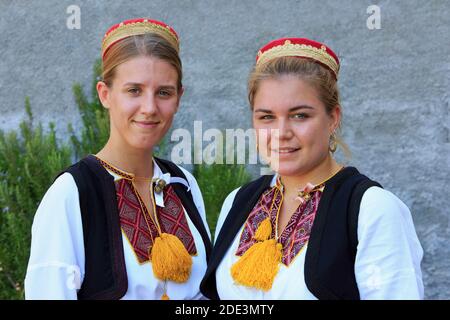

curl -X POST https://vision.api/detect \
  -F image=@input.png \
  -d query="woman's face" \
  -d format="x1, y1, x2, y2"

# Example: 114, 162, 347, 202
252, 75, 340, 176
97, 55, 182, 151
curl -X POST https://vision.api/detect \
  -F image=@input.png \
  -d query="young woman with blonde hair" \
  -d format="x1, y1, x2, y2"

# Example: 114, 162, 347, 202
201, 37, 423, 300
25, 18, 211, 300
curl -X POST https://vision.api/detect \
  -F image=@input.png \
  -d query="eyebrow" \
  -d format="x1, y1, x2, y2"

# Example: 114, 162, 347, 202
123, 82, 143, 87
254, 105, 315, 113
123, 82, 177, 91
159, 85, 177, 91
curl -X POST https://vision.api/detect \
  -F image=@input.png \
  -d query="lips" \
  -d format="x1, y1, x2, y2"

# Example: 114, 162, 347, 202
271, 147, 301, 154
132, 120, 160, 128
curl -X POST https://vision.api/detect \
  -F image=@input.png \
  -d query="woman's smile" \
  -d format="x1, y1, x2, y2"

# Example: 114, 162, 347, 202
270, 147, 301, 158
132, 119, 161, 129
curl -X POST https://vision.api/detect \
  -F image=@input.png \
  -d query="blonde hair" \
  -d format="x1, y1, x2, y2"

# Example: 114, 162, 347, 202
248, 57, 350, 157
102, 34, 182, 90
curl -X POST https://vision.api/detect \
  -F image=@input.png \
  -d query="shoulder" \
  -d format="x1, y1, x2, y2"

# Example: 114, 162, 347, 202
360, 186, 410, 218
358, 186, 419, 239
32, 172, 81, 232
45, 172, 79, 200
343, 168, 410, 222
37, 172, 80, 212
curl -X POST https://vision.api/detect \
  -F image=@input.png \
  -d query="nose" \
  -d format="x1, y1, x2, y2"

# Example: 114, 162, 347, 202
141, 93, 158, 115
273, 118, 294, 141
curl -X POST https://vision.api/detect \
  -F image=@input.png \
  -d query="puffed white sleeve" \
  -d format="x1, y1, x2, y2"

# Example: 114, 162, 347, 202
179, 167, 211, 240
24, 173, 85, 300
354, 186, 424, 300
213, 187, 240, 245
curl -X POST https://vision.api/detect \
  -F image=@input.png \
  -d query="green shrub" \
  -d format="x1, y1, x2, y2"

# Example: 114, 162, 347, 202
0, 98, 72, 299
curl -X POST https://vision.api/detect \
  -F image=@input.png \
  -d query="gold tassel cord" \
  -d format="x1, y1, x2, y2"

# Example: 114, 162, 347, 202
161, 293, 170, 300
231, 238, 283, 291
147, 177, 193, 299
253, 217, 272, 241
160, 280, 170, 300
231, 216, 282, 291
151, 232, 193, 283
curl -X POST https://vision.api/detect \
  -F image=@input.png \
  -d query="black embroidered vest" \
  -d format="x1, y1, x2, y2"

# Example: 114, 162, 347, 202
56, 155, 212, 300
200, 167, 381, 300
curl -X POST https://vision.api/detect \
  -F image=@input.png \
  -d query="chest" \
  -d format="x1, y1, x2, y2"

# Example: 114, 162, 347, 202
133, 182, 156, 220
235, 187, 320, 266
114, 179, 198, 263
277, 193, 301, 236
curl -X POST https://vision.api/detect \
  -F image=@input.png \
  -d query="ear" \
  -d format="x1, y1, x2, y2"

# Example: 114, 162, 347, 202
329, 104, 341, 133
96, 81, 111, 110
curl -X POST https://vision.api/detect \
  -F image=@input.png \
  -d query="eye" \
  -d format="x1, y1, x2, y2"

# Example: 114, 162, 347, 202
291, 113, 309, 119
258, 114, 275, 120
127, 87, 141, 96
158, 89, 173, 97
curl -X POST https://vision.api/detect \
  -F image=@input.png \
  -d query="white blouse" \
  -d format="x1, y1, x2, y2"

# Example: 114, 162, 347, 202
25, 160, 210, 300
215, 175, 424, 300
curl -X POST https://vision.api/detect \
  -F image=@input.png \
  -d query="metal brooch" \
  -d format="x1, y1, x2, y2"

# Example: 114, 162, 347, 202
153, 178, 167, 193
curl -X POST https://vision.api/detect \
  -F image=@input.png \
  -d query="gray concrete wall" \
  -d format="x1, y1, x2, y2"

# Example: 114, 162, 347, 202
1, 0, 449, 299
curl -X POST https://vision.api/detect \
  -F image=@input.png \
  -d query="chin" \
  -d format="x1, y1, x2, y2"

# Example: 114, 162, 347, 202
273, 167, 302, 177
135, 144, 155, 151
270, 163, 299, 176
270, 161, 305, 177
128, 138, 158, 151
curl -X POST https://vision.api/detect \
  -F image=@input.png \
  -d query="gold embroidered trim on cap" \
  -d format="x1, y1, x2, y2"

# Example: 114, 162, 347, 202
102, 21, 179, 57
257, 40, 339, 78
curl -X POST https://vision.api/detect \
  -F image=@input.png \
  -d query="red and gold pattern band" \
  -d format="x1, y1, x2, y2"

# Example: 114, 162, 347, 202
256, 37, 340, 79
101, 18, 180, 60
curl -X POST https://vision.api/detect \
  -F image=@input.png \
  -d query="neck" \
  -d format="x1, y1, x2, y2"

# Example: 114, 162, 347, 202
96, 136, 154, 178
279, 154, 341, 196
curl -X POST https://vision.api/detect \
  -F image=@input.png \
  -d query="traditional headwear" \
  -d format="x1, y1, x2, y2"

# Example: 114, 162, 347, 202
101, 18, 179, 60
256, 37, 340, 79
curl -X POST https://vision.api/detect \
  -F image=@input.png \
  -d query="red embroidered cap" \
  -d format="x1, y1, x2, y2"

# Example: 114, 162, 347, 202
256, 37, 340, 79
101, 18, 179, 60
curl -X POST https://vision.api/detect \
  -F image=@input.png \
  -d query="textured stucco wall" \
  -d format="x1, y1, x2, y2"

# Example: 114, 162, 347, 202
1, 0, 449, 299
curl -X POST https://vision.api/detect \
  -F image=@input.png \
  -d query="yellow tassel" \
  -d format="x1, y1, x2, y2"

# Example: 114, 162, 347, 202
253, 217, 272, 241
161, 293, 170, 300
231, 238, 283, 291
151, 232, 192, 283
